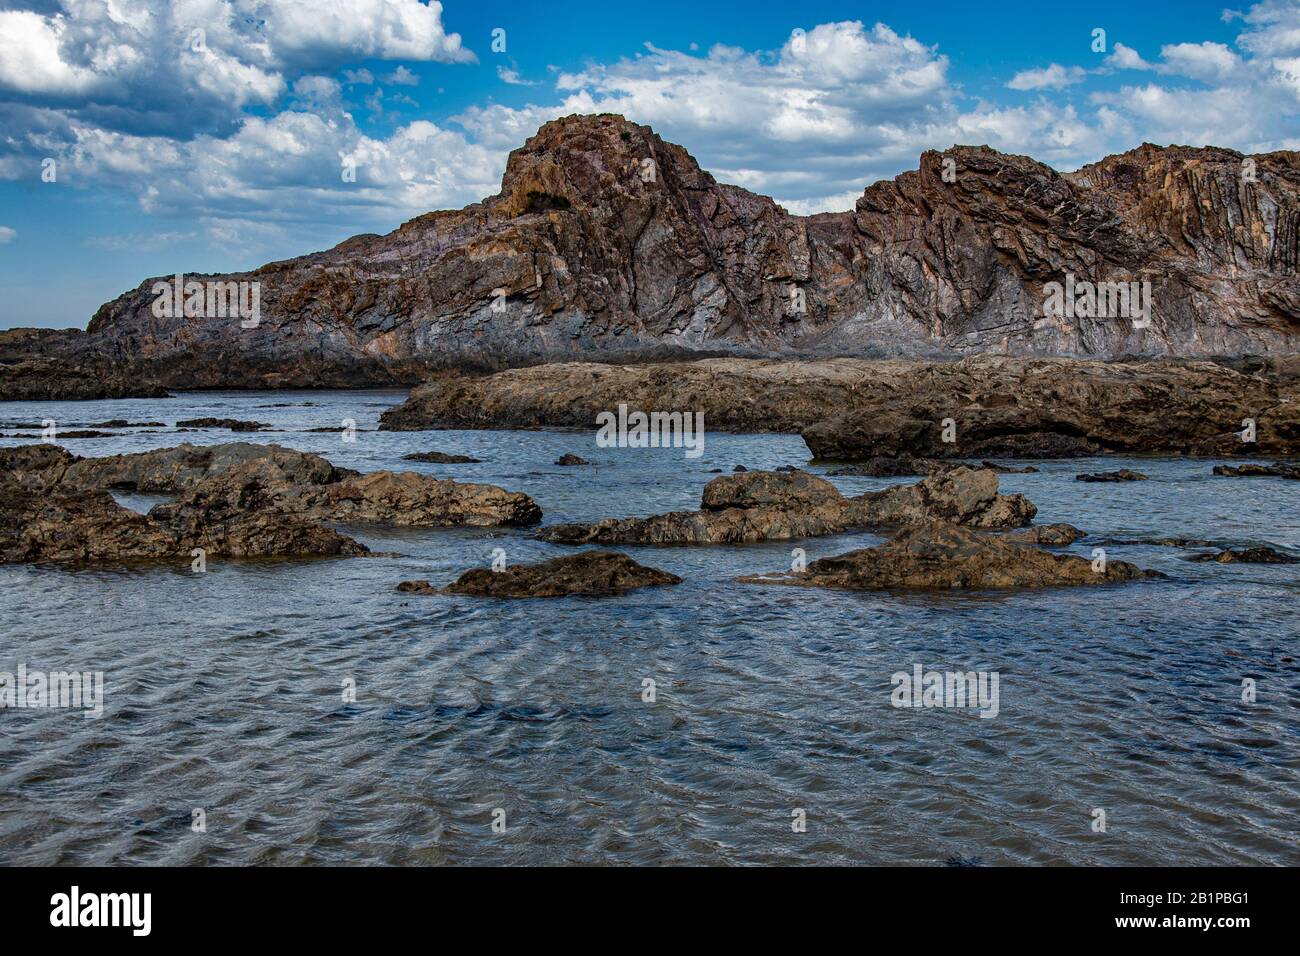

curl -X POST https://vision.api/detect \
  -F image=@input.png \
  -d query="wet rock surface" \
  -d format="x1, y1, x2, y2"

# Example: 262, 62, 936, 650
381, 355, 1300, 464
442, 550, 682, 598
175, 418, 269, 431
1213, 462, 1300, 479
999, 523, 1088, 545
540, 467, 1032, 546
1186, 547, 1298, 564
0, 441, 542, 564
1076, 470, 1149, 482
555, 453, 590, 466
739, 523, 1161, 591
401, 451, 482, 463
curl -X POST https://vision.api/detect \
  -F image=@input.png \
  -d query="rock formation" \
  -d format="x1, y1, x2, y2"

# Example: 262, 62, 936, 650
739, 522, 1160, 591
0, 442, 542, 565
379, 355, 1300, 460
7, 114, 1300, 398
421, 550, 682, 598
539, 466, 1033, 546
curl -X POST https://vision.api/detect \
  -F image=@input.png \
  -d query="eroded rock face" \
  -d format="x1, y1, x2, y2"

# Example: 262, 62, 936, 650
739, 523, 1160, 591
23, 115, 1294, 400
439, 550, 682, 598
540, 467, 1031, 546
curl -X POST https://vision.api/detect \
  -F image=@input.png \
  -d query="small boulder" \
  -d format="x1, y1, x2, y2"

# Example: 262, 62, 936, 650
555, 453, 590, 466
443, 550, 682, 598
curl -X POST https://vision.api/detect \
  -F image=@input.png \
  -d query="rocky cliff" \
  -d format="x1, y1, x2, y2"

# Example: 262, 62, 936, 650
13, 113, 1300, 393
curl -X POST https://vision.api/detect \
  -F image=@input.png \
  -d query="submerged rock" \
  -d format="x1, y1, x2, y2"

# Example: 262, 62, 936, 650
827, 457, 1038, 477
540, 467, 1033, 546
555, 453, 590, 466
1213, 462, 1300, 479
443, 550, 682, 598
1076, 470, 1149, 482
402, 451, 482, 463
175, 417, 268, 431
1186, 547, 1298, 564
739, 523, 1160, 591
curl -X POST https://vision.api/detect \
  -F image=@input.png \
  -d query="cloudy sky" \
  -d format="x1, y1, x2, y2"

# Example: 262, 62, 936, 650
1, 0, 1298, 329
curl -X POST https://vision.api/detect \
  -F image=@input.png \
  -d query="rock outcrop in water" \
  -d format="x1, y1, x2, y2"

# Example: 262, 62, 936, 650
1212, 462, 1300, 479
7, 114, 1300, 398
379, 355, 1300, 460
739, 522, 1160, 591
421, 550, 682, 598
540, 466, 1033, 546
0, 442, 542, 565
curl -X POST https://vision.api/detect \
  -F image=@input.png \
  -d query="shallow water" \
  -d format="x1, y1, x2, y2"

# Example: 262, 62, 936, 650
1, 390, 1298, 865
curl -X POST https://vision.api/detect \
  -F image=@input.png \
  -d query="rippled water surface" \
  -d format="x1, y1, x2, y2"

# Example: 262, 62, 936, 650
2, 390, 1298, 865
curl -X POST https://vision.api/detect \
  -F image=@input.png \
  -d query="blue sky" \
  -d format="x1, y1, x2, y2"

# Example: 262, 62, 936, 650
1, 0, 1297, 329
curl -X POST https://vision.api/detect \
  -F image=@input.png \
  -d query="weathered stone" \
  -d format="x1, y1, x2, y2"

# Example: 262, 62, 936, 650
38, 117, 1299, 400
443, 550, 681, 598
401, 451, 482, 463
0, 481, 179, 564
540, 467, 1031, 546
175, 418, 268, 431
1076, 470, 1148, 482
1000, 523, 1087, 545
304, 471, 542, 527
1186, 547, 1298, 564
739, 523, 1160, 591
555, 453, 590, 465
1213, 462, 1300, 479
61, 442, 349, 493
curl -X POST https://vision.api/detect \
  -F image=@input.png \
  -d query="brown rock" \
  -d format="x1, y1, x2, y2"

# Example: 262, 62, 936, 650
540, 467, 1031, 546
739, 523, 1160, 591
1186, 547, 1298, 564
1000, 523, 1087, 545
175, 418, 268, 431
1213, 462, 1300, 479
443, 550, 681, 598
60, 442, 349, 493
401, 451, 482, 463
59, 117, 1300, 397
555, 453, 590, 465
306, 471, 542, 527
1076, 470, 1148, 482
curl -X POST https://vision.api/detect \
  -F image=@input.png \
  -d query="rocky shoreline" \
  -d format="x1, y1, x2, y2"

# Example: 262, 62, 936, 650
379, 355, 1300, 460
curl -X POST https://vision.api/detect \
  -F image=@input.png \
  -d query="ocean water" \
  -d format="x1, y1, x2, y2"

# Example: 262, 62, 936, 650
1, 390, 1298, 866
